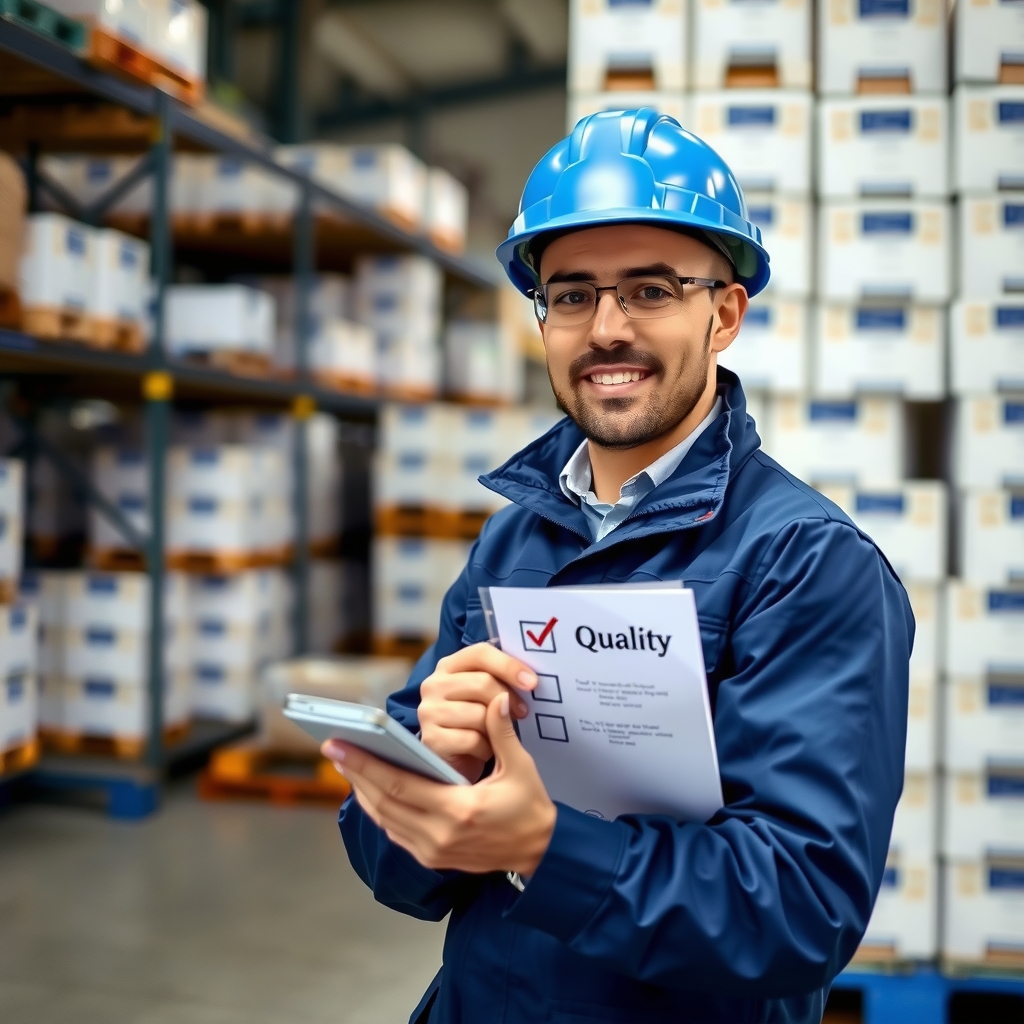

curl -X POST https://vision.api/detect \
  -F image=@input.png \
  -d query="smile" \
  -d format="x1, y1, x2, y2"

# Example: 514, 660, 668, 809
587, 370, 647, 385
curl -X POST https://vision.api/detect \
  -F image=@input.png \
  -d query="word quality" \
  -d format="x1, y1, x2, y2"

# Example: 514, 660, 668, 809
575, 625, 673, 658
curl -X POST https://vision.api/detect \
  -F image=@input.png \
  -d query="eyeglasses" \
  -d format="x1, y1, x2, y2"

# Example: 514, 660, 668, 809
532, 275, 726, 328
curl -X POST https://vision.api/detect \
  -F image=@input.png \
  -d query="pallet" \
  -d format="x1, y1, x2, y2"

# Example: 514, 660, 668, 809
173, 211, 292, 236
178, 349, 274, 378
830, 966, 1024, 1024
384, 383, 440, 403
311, 369, 377, 396
0, 737, 40, 777
199, 740, 352, 806
23, 304, 94, 346
40, 722, 189, 761
166, 547, 290, 574
87, 547, 145, 572
0, 577, 16, 604
372, 634, 433, 660
0, 0, 87, 50
90, 317, 146, 353
0, 286, 21, 330
429, 228, 466, 255
83, 23, 204, 106
374, 506, 490, 540
857, 75, 911, 95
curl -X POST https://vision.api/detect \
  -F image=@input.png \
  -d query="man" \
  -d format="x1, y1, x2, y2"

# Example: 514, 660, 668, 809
325, 109, 912, 1023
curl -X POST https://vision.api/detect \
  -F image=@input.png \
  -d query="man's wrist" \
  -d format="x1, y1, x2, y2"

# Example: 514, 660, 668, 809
510, 797, 557, 876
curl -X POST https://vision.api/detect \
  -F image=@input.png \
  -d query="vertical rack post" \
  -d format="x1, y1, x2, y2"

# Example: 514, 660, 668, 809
291, 180, 313, 654
144, 90, 173, 771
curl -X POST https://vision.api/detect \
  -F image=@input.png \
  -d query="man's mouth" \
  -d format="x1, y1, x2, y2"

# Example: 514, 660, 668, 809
584, 368, 649, 386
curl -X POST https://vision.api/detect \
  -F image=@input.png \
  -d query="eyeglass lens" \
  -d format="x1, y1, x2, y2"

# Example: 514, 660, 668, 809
537, 276, 688, 326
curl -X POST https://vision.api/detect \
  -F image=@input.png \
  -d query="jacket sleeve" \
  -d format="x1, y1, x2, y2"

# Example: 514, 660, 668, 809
505, 518, 913, 998
338, 546, 482, 922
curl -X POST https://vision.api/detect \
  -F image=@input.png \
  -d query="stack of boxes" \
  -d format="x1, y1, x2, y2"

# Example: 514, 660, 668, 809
0, 458, 37, 766
372, 403, 560, 654
942, 5, 1024, 967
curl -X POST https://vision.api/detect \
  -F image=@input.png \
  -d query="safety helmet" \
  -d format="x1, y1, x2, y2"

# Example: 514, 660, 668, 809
496, 107, 770, 298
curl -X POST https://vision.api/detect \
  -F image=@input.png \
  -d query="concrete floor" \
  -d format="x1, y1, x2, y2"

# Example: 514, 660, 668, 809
0, 783, 446, 1024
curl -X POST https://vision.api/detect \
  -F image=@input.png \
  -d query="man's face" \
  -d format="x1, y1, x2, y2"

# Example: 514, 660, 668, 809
537, 224, 747, 450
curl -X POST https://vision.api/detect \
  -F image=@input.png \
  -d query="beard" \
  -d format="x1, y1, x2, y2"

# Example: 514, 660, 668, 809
549, 317, 714, 451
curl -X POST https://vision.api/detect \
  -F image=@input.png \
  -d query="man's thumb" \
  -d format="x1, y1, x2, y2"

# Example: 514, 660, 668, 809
486, 691, 524, 769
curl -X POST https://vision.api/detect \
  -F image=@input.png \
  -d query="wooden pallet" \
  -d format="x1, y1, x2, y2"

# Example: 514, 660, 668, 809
311, 369, 377, 396
375, 506, 488, 540
0, 737, 40, 777
40, 723, 188, 761
174, 211, 292, 236
0, 578, 17, 604
83, 24, 204, 106
90, 317, 146, 353
23, 304, 94, 345
372, 634, 433, 660
199, 740, 352, 805
87, 547, 145, 572
0, 286, 21, 330
178, 350, 274, 378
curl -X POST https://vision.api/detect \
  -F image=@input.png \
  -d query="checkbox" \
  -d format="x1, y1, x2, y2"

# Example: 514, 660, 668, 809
532, 674, 562, 703
536, 713, 569, 742
520, 617, 557, 653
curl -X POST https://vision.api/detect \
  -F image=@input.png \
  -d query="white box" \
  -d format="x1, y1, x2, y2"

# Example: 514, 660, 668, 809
818, 96, 948, 199
744, 195, 812, 298
42, 671, 190, 736
690, 90, 812, 195
372, 537, 470, 596
89, 228, 149, 327
958, 196, 1024, 297
56, 623, 188, 681
0, 671, 36, 754
718, 298, 807, 393
944, 671, 1024, 769
0, 459, 23, 519
942, 856, 1024, 964
819, 201, 950, 301
0, 510, 23, 583
373, 450, 441, 511
166, 497, 260, 556
19, 213, 93, 312
165, 285, 275, 356
89, 447, 148, 550
945, 582, 1024, 678
906, 670, 938, 770
168, 445, 266, 503
890, 771, 937, 854
187, 155, 279, 216
310, 319, 377, 385
152, 0, 207, 80
190, 618, 271, 671
954, 87, 1024, 192
953, 397, 1024, 488
763, 396, 905, 487
379, 404, 456, 456
943, 768, 1024, 859
186, 569, 286, 626
0, 603, 38, 678
377, 337, 442, 394
39, 154, 153, 216
813, 303, 944, 399
190, 662, 255, 722
816, 482, 946, 583
956, 1, 1024, 84
47, 0, 148, 46
568, 0, 687, 93
373, 582, 447, 639
444, 321, 524, 403
425, 167, 468, 253
860, 849, 937, 960
907, 582, 939, 677
566, 92, 688, 133
961, 490, 1024, 586
817, 0, 946, 95
691, 0, 810, 89
950, 300, 1024, 394
62, 571, 187, 630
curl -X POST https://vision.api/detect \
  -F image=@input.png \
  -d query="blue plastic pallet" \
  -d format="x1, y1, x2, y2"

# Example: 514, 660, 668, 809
833, 967, 1024, 1024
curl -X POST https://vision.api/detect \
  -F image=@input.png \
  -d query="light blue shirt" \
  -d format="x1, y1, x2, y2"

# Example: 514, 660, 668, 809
558, 397, 723, 542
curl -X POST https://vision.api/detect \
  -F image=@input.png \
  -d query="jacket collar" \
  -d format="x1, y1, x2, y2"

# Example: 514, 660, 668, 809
480, 368, 761, 548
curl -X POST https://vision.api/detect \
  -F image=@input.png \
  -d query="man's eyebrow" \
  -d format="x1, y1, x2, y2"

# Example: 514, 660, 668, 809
543, 262, 682, 285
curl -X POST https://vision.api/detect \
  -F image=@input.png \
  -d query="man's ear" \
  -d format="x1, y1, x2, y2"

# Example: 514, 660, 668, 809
710, 283, 748, 355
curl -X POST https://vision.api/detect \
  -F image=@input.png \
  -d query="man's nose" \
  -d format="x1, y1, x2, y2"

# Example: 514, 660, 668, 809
588, 290, 632, 344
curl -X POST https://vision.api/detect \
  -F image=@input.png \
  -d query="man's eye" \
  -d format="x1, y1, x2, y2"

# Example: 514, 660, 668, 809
638, 286, 669, 301
554, 290, 589, 306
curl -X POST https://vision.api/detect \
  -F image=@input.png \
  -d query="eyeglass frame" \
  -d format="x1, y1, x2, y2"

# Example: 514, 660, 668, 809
530, 275, 728, 326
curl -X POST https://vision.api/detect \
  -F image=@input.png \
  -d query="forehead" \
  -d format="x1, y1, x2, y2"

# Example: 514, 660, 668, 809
539, 224, 712, 280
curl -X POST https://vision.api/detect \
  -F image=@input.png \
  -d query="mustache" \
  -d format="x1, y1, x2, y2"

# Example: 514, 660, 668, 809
568, 348, 664, 381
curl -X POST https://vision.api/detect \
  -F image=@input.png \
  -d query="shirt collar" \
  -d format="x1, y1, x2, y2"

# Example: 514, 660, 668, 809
558, 396, 724, 506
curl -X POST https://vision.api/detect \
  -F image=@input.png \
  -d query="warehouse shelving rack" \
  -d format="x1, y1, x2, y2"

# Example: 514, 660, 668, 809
0, 15, 497, 816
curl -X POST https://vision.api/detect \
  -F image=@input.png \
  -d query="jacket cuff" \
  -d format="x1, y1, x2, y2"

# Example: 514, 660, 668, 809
505, 803, 628, 942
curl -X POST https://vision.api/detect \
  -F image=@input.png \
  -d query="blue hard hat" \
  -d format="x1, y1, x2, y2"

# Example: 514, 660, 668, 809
496, 107, 770, 298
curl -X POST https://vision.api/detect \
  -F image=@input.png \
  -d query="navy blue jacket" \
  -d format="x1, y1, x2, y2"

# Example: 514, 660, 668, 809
340, 370, 913, 1024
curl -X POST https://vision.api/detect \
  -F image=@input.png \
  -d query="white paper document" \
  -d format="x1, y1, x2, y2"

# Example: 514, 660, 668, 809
484, 586, 723, 823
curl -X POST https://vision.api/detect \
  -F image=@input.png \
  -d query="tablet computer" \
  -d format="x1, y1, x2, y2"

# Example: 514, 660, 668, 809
284, 694, 470, 786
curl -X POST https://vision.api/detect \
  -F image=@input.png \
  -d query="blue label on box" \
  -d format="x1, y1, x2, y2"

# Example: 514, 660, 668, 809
988, 679, 1024, 705
398, 584, 424, 601
996, 306, 1024, 329
118, 494, 145, 513
610, 0, 654, 7
118, 243, 138, 269
999, 101, 1024, 125
1005, 402, 1024, 424
988, 771, 1024, 797
6, 677, 23, 702
466, 409, 495, 428
191, 448, 220, 465
989, 590, 1024, 612
217, 157, 244, 176
353, 149, 379, 169
860, 110, 912, 133
809, 402, 858, 423
1004, 204, 1024, 228
880, 865, 899, 887
85, 627, 116, 645
747, 205, 774, 228
188, 496, 218, 514
66, 226, 86, 255
855, 493, 905, 515
86, 160, 113, 182
9, 606, 25, 629
859, 0, 909, 15
84, 678, 116, 698
398, 452, 425, 470
856, 307, 906, 331
745, 306, 772, 328
990, 865, 1024, 890
862, 212, 913, 234
1011, 496, 1024, 519
197, 664, 225, 683
198, 618, 226, 636
86, 575, 117, 594
116, 450, 144, 466
728, 106, 776, 128
464, 455, 491, 474
398, 406, 428, 424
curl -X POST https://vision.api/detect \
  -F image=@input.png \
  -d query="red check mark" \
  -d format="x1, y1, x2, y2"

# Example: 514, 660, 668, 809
526, 617, 558, 647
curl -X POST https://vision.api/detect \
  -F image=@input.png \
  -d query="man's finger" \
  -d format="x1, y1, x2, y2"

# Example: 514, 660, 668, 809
334, 741, 449, 810
436, 642, 539, 692
485, 691, 528, 774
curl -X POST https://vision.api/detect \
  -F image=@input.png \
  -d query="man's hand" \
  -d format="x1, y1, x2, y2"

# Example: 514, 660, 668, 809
323, 692, 557, 877
418, 642, 538, 782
